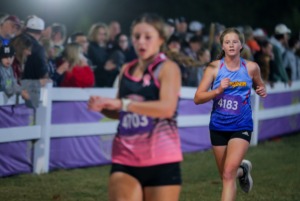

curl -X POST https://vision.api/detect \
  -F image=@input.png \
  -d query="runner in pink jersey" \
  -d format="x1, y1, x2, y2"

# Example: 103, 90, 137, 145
88, 13, 182, 201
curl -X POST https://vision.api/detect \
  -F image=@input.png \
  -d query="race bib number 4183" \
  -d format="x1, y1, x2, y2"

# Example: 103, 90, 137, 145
214, 94, 242, 115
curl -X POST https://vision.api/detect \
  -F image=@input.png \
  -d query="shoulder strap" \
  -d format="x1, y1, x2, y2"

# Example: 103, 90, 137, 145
148, 53, 167, 88
153, 62, 164, 80
219, 58, 225, 69
240, 57, 247, 68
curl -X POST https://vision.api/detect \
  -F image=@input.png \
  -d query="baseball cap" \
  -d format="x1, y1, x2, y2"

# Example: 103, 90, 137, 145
189, 21, 204, 32
26, 16, 45, 31
175, 16, 187, 24
253, 28, 266, 37
275, 24, 291, 35
166, 18, 175, 27
2, 15, 21, 27
0, 45, 15, 58
167, 34, 181, 45
189, 35, 203, 43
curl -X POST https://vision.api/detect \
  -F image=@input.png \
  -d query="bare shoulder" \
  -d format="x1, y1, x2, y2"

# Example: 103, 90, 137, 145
159, 59, 181, 75
244, 60, 260, 78
207, 60, 220, 69
158, 59, 181, 86
245, 60, 259, 71
162, 59, 180, 70
204, 60, 220, 75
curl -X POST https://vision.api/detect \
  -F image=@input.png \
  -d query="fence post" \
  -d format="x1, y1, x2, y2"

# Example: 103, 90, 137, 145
251, 93, 260, 146
33, 82, 53, 174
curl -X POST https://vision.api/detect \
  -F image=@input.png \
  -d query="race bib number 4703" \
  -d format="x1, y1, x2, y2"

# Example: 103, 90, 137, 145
214, 94, 242, 115
119, 112, 154, 135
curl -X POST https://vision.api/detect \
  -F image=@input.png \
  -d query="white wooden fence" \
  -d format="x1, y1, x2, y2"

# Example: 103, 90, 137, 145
0, 81, 300, 174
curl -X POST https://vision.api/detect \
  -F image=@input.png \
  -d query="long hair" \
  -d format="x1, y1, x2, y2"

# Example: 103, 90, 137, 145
130, 13, 168, 50
88, 22, 108, 43
216, 27, 245, 60
114, 33, 129, 51
62, 42, 82, 67
51, 23, 67, 40
10, 33, 32, 64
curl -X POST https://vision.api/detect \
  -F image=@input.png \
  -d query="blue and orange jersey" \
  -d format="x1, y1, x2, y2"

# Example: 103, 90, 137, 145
210, 58, 253, 131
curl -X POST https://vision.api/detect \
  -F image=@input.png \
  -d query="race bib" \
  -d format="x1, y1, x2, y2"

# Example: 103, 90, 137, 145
119, 112, 154, 135
214, 94, 242, 115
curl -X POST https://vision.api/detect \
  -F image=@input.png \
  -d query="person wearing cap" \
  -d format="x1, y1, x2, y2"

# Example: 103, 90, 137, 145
50, 23, 67, 59
174, 16, 189, 48
269, 23, 291, 85
0, 15, 22, 46
253, 28, 267, 42
189, 20, 204, 37
182, 35, 204, 87
165, 18, 176, 39
23, 15, 49, 80
183, 35, 203, 60
0, 45, 29, 100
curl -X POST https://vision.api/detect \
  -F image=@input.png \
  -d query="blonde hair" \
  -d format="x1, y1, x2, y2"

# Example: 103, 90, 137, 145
40, 38, 54, 59
88, 22, 108, 42
62, 42, 82, 67
217, 27, 245, 60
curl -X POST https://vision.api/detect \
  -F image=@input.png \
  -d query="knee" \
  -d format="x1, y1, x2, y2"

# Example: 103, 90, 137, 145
222, 167, 236, 181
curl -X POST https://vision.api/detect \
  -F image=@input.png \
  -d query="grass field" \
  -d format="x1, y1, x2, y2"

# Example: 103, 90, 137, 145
0, 133, 299, 201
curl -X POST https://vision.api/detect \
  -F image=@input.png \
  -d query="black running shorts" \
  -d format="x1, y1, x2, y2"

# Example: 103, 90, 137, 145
210, 130, 252, 146
110, 162, 182, 187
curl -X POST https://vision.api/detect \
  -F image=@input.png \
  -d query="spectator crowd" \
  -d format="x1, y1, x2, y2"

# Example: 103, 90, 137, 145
0, 13, 299, 102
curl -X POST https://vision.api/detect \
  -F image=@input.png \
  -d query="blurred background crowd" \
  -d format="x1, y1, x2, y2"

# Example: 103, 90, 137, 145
0, 7, 299, 97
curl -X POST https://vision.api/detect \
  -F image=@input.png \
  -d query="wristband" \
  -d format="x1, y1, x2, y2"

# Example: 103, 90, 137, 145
121, 98, 132, 111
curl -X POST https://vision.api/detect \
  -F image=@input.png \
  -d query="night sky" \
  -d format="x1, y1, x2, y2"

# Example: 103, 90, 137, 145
1, 0, 299, 36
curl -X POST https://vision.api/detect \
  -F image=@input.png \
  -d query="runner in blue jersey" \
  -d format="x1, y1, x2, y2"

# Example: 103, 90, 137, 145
194, 27, 267, 201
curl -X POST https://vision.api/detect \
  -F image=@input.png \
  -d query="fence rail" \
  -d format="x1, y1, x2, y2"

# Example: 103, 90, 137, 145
0, 81, 300, 175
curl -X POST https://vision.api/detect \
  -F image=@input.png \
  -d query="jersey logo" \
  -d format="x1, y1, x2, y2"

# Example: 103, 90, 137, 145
142, 74, 151, 87
242, 131, 249, 136
230, 81, 247, 88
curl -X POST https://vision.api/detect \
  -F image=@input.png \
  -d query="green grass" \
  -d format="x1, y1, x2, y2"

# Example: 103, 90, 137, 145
1, 133, 300, 201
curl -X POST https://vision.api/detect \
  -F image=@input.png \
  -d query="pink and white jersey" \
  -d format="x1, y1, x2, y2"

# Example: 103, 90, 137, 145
112, 53, 183, 167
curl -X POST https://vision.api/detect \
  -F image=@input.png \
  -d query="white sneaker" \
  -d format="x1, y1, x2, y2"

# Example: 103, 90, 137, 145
238, 159, 253, 193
